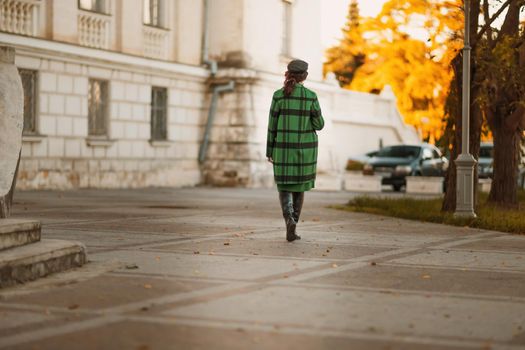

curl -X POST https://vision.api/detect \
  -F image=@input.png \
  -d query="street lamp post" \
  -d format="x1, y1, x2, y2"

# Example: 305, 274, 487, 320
454, 0, 477, 218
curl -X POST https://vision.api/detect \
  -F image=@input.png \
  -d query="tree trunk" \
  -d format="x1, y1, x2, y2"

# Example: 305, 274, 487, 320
488, 127, 520, 207
442, 56, 462, 212
486, 0, 524, 208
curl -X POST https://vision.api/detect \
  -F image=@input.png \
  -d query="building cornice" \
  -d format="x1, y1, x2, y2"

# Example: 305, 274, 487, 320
0, 33, 209, 79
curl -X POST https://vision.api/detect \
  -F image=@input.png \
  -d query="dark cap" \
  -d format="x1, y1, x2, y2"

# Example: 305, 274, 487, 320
287, 59, 308, 73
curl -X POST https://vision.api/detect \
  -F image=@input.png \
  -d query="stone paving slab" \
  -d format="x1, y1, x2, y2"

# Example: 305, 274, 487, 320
0, 308, 56, 331
1, 188, 524, 349
304, 264, 525, 298
165, 285, 525, 342
43, 228, 192, 250
150, 237, 394, 260
90, 250, 326, 280
250, 228, 458, 248
7, 320, 474, 350
451, 236, 525, 252
0, 306, 92, 340
5, 274, 216, 310
62, 218, 260, 237
390, 249, 525, 272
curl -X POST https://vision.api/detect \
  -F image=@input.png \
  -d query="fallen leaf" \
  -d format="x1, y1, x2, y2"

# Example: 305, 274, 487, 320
155, 256, 160, 261
125, 263, 139, 269
144, 284, 152, 289
224, 242, 230, 246
370, 262, 377, 266
422, 274, 431, 279
68, 304, 79, 310
193, 251, 200, 254
332, 263, 338, 268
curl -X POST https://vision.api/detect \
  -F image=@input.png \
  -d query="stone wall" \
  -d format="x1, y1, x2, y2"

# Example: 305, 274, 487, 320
11, 39, 207, 190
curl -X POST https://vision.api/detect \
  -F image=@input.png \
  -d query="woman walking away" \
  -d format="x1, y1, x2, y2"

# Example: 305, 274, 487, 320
266, 59, 325, 242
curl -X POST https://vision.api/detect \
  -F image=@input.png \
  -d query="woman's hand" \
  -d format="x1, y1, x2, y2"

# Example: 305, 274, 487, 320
267, 157, 274, 164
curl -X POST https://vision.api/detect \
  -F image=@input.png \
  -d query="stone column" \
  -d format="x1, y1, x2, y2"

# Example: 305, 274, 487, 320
200, 68, 272, 187
0, 46, 24, 218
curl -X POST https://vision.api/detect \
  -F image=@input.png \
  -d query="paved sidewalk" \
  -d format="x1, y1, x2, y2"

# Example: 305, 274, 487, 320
1, 188, 525, 349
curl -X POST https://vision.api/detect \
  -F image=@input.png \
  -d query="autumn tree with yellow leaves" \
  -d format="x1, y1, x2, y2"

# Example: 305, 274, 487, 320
324, 0, 463, 143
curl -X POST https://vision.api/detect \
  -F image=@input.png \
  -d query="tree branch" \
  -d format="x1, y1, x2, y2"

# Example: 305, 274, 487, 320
474, 0, 515, 46
483, 0, 493, 45
498, 0, 521, 39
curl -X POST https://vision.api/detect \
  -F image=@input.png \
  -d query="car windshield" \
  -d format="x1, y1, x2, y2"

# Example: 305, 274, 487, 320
376, 146, 421, 158
479, 146, 493, 158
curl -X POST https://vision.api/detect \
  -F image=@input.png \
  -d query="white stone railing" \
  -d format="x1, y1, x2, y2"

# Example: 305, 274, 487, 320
143, 25, 169, 60
78, 10, 111, 49
0, 0, 40, 36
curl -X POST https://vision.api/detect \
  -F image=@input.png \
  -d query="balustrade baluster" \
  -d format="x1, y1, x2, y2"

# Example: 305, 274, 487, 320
0, 0, 39, 36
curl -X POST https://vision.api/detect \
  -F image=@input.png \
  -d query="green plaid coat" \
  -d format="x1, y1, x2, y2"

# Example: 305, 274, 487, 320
266, 84, 325, 185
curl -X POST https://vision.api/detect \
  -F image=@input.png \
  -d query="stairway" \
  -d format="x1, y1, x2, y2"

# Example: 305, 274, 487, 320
0, 219, 87, 288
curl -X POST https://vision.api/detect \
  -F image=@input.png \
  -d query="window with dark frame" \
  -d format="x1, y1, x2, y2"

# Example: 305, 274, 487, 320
281, 0, 293, 56
150, 86, 168, 141
143, 0, 163, 27
88, 79, 109, 137
18, 69, 38, 135
78, 0, 107, 13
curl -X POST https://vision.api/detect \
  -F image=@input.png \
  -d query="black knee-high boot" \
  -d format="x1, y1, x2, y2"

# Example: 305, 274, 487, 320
279, 191, 300, 242
292, 192, 305, 223
292, 192, 304, 238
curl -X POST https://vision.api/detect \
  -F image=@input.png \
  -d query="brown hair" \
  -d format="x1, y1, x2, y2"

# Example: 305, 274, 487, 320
283, 71, 308, 96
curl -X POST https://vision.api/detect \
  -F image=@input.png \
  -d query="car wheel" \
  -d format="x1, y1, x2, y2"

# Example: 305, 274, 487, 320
393, 185, 402, 192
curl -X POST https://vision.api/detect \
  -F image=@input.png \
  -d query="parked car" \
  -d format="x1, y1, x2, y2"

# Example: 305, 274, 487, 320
363, 144, 448, 191
477, 142, 525, 189
478, 143, 494, 179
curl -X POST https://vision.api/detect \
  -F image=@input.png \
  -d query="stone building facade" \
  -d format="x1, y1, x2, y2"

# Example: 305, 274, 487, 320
0, 0, 419, 190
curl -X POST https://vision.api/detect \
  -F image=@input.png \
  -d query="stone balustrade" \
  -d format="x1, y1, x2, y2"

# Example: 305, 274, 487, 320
0, 0, 40, 36
78, 10, 111, 49
143, 25, 169, 60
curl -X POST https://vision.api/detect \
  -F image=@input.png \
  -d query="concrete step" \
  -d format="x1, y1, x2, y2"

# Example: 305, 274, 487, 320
0, 219, 41, 251
0, 239, 87, 288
